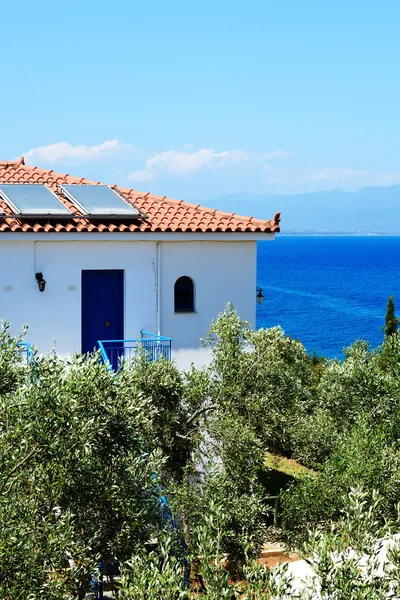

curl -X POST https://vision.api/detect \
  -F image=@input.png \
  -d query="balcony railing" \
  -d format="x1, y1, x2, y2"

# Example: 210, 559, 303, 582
98, 331, 172, 371
17, 341, 35, 366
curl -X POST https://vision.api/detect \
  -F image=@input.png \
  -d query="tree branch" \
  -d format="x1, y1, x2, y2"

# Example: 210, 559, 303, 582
175, 432, 192, 441
186, 404, 218, 428
2, 446, 41, 490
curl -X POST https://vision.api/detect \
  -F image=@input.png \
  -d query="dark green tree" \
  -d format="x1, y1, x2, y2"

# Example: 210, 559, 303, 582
385, 295, 398, 337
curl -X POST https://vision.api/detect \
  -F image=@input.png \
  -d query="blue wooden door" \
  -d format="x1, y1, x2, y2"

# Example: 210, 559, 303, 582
81, 270, 124, 368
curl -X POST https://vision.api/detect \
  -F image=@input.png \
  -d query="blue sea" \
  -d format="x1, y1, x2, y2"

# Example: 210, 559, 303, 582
256, 236, 400, 359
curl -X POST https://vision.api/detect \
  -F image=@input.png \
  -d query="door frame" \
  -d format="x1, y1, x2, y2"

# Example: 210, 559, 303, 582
81, 269, 124, 354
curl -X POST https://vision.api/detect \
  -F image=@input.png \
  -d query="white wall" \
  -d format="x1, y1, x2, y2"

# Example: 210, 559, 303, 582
0, 239, 258, 354
160, 241, 257, 349
0, 240, 157, 354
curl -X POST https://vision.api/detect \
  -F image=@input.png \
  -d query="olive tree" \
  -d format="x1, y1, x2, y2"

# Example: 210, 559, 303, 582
0, 330, 164, 599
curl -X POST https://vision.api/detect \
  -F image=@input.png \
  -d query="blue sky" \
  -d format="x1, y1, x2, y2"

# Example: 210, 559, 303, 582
1, 0, 399, 200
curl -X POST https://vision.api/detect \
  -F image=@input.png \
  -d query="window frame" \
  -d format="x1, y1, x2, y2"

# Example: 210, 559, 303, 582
174, 276, 195, 313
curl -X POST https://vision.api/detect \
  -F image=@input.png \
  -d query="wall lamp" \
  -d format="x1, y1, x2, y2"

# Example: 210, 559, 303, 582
35, 272, 46, 293
256, 286, 264, 305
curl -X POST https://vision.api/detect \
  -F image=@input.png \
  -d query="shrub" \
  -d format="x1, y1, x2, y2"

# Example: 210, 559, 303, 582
0, 350, 164, 598
288, 408, 339, 468
280, 420, 400, 545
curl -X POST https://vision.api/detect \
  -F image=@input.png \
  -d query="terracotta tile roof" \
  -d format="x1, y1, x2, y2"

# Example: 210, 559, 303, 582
0, 157, 280, 234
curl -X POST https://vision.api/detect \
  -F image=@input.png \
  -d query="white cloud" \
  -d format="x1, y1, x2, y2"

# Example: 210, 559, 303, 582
23, 139, 129, 165
126, 167, 156, 183
24, 140, 398, 193
262, 164, 286, 184
128, 148, 248, 182
262, 165, 371, 186
261, 165, 400, 189
262, 150, 293, 160
302, 167, 368, 183
375, 171, 400, 184
149, 149, 215, 174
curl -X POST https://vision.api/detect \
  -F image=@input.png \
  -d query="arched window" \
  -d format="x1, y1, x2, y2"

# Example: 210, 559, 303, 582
174, 276, 195, 312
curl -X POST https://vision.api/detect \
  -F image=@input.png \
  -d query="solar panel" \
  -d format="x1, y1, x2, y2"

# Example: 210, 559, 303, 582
0, 184, 71, 216
60, 185, 140, 217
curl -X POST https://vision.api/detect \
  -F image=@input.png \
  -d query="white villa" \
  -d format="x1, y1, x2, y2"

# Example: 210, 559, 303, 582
0, 157, 280, 360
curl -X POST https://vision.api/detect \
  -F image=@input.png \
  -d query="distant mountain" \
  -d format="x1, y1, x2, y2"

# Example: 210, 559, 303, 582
198, 186, 400, 233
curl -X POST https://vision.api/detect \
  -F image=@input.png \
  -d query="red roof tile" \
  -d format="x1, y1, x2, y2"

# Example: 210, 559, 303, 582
0, 157, 280, 234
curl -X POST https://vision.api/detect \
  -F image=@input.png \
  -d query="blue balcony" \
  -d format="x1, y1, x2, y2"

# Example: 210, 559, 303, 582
17, 341, 35, 366
98, 331, 172, 371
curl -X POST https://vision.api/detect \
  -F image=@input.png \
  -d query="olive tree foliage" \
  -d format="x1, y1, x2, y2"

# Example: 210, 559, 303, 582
0, 308, 293, 597
157, 304, 326, 570
112, 313, 400, 597
201, 303, 315, 454
274, 489, 400, 600
118, 488, 400, 599
315, 341, 391, 428
0, 321, 27, 395
281, 332, 400, 543
280, 422, 396, 544
118, 506, 272, 600
6, 303, 400, 597
0, 324, 165, 599
118, 521, 272, 600
0, 306, 304, 597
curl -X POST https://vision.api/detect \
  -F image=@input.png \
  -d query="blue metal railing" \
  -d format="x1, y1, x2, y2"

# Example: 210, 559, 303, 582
98, 331, 172, 371
17, 341, 35, 366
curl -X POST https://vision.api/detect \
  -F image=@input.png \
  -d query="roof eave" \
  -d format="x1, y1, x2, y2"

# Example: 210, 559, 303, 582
0, 230, 276, 242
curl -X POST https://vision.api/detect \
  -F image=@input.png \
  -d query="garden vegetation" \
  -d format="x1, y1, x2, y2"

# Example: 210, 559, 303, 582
2, 303, 400, 597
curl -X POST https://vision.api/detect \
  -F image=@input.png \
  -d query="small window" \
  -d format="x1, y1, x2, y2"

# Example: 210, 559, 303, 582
174, 276, 195, 312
